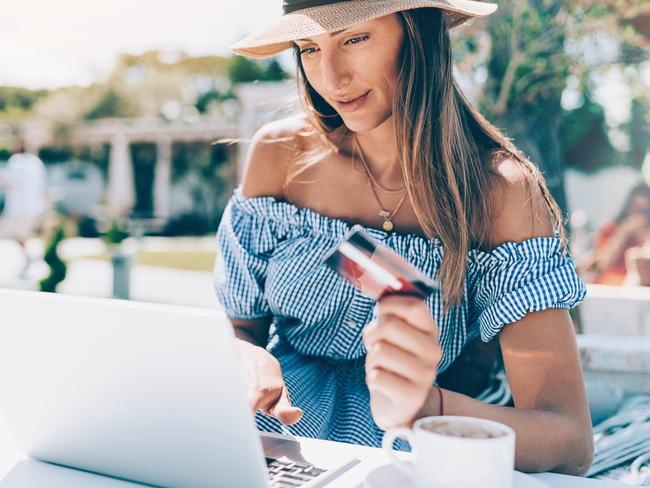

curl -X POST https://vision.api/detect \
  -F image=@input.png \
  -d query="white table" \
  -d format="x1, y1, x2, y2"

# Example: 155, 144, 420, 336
0, 413, 629, 488
318, 439, 628, 487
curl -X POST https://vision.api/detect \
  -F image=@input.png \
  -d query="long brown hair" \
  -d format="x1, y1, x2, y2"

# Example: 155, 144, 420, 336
292, 7, 564, 305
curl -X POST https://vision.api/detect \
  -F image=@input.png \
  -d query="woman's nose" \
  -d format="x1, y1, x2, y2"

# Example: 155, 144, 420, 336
320, 52, 351, 92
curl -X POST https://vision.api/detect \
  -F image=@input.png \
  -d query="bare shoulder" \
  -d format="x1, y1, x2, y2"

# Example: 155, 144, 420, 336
487, 151, 556, 247
240, 113, 312, 199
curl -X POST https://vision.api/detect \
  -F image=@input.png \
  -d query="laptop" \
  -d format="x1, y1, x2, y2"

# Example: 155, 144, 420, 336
0, 289, 359, 487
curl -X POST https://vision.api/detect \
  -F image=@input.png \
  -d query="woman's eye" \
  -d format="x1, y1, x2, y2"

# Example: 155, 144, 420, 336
346, 34, 370, 45
299, 34, 369, 56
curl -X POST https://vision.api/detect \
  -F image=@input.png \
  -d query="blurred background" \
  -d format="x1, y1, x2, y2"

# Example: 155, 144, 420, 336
0, 0, 649, 310
2, 1, 650, 482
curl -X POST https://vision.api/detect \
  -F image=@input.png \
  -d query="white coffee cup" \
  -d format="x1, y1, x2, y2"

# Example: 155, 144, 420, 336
382, 416, 516, 488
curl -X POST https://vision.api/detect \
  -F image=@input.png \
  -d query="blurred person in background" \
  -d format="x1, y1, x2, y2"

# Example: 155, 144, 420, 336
580, 183, 650, 285
0, 137, 48, 279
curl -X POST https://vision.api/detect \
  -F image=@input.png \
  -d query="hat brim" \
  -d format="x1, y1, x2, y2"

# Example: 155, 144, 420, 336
230, 0, 497, 58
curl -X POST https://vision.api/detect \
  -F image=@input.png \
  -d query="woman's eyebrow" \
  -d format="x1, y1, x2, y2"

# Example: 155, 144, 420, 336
297, 28, 349, 42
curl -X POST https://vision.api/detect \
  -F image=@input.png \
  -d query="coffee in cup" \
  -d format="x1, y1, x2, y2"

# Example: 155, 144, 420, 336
420, 418, 507, 438
382, 416, 516, 488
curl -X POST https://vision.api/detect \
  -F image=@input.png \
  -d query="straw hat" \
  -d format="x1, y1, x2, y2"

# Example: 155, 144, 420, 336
230, 0, 497, 58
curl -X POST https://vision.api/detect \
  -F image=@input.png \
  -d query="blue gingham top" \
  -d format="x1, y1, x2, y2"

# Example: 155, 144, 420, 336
213, 187, 586, 449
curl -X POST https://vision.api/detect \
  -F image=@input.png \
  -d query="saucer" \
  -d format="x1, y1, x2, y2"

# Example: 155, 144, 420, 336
364, 463, 550, 488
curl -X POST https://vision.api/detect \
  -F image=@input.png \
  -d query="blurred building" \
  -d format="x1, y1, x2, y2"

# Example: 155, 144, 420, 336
3, 81, 298, 233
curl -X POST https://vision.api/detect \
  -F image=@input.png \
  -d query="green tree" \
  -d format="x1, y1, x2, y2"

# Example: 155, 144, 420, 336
228, 56, 266, 83
264, 59, 290, 81
227, 56, 290, 84
559, 89, 617, 172
0, 87, 48, 114
455, 0, 649, 216
481, 0, 572, 212
84, 89, 135, 120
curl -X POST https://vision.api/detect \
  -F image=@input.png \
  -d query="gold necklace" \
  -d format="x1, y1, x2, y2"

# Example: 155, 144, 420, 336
352, 135, 406, 193
353, 135, 407, 232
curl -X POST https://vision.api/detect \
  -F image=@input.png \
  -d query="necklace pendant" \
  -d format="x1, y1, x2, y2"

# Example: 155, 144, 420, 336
382, 220, 394, 232
378, 209, 391, 219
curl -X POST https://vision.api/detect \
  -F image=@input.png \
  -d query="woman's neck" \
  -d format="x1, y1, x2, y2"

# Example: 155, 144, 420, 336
346, 117, 404, 188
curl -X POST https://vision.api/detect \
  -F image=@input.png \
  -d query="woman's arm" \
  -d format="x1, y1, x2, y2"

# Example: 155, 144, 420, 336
417, 308, 593, 476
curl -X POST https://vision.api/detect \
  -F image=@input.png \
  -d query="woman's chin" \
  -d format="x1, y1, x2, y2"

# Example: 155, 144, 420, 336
340, 113, 389, 133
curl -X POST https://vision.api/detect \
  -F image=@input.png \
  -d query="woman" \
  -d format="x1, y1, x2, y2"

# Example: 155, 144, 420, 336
215, 0, 593, 475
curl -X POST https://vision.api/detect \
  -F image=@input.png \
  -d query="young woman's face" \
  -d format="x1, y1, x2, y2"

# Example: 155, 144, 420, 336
295, 14, 405, 132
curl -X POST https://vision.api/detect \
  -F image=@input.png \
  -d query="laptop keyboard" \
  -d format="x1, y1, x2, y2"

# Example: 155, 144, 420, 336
266, 456, 328, 487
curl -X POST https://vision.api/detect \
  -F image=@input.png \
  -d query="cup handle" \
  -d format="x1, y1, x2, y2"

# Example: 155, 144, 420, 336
381, 427, 416, 479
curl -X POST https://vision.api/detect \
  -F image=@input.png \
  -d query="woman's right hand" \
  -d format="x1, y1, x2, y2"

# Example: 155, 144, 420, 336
235, 339, 303, 425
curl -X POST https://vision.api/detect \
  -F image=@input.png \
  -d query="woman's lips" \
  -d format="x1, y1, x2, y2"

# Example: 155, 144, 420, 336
335, 91, 370, 112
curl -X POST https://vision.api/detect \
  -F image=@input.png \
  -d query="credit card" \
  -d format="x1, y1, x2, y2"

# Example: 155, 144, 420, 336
322, 225, 438, 300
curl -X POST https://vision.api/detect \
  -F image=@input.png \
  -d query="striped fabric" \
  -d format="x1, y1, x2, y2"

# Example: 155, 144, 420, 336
213, 187, 587, 450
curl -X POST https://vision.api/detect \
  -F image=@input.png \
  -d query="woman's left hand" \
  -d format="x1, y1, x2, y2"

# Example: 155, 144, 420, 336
363, 294, 442, 430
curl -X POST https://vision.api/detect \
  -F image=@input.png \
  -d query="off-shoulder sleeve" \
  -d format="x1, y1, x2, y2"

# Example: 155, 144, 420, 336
467, 237, 586, 343
213, 193, 281, 320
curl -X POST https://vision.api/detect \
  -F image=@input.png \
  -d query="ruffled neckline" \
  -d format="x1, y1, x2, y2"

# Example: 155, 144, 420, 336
229, 187, 569, 264
231, 186, 440, 244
